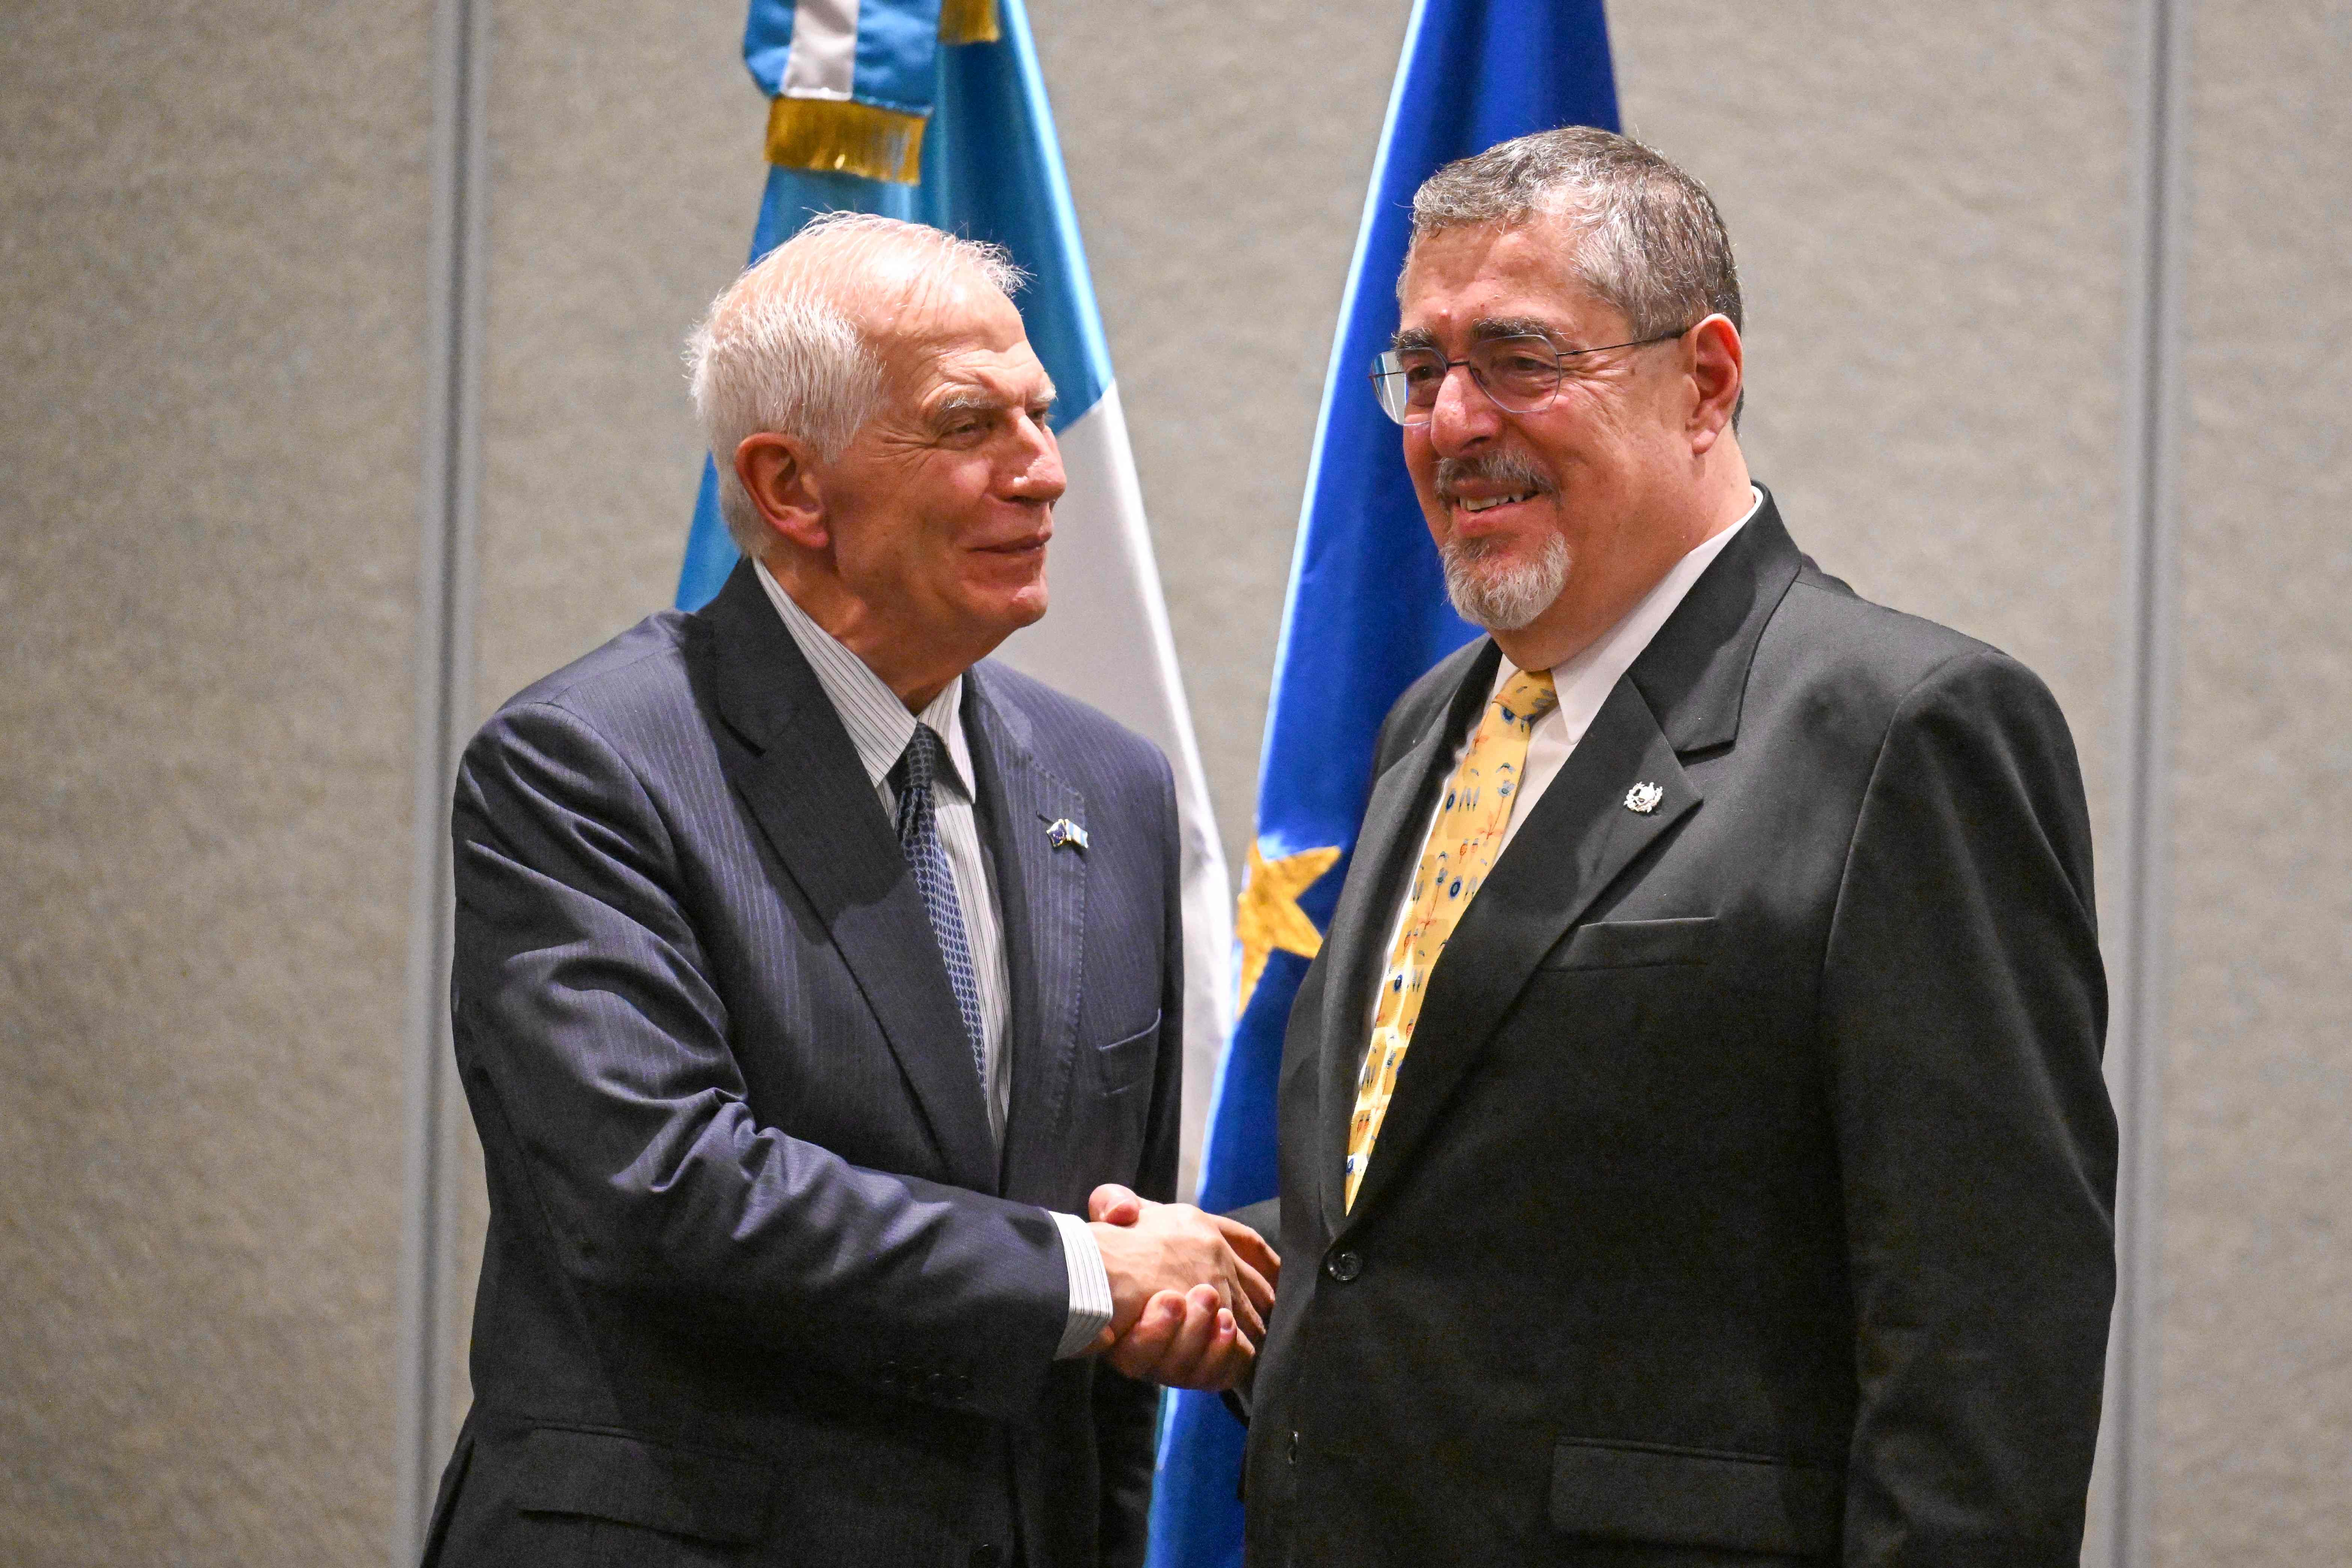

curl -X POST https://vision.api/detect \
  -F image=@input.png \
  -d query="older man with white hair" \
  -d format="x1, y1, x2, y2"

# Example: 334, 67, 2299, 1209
421, 214, 1274, 1568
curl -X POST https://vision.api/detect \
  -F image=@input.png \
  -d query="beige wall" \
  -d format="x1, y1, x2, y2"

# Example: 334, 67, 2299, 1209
2154, 2, 2352, 1558
1612, 1, 2129, 862
472, 0, 755, 715
3, 1, 2345, 1564
0, 2, 434, 1562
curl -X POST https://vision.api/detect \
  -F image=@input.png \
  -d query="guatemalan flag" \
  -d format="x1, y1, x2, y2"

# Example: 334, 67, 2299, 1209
678, 0, 1235, 1192
1146, 3, 1621, 1563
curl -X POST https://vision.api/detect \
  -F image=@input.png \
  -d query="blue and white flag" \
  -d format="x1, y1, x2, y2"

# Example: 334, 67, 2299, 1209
678, 0, 1235, 1193
1145, 3, 1620, 1563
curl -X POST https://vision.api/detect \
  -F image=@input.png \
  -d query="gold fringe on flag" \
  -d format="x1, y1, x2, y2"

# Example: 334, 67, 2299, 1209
938, 0, 1001, 45
764, 96, 928, 184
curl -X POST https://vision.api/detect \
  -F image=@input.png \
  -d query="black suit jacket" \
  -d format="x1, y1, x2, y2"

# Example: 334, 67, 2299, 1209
1243, 495, 2117, 1567
422, 561, 1182, 1568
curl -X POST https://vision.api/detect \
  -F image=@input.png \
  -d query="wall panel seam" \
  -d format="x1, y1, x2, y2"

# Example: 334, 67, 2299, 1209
395, 0, 490, 1560
2105, 0, 2191, 1562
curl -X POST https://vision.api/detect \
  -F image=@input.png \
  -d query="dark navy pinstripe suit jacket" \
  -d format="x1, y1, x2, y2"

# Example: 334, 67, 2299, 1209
422, 561, 1181, 1568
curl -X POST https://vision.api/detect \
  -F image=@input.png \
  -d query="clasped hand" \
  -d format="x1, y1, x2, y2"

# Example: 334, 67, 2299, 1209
1084, 1185, 1278, 1392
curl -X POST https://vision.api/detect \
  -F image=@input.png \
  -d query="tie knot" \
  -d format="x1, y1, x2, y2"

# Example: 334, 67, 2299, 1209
1494, 667, 1559, 729
893, 723, 947, 796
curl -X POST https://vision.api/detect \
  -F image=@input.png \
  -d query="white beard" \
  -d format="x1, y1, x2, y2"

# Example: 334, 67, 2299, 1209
1440, 529, 1570, 631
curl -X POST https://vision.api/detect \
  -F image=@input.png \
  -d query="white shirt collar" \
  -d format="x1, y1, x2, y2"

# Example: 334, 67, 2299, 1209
753, 558, 973, 799
1495, 485, 1764, 743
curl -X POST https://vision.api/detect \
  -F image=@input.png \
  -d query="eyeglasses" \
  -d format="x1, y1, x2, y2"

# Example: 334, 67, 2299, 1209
1368, 326, 1693, 426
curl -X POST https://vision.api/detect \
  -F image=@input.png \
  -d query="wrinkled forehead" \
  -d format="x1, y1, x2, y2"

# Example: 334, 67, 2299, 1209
866, 268, 1019, 351
1395, 214, 1619, 341
872, 280, 1046, 407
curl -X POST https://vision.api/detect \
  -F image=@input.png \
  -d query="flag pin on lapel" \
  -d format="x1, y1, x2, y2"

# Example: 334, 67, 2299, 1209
1046, 818, 1089, 851
1624, 781, 1664, 814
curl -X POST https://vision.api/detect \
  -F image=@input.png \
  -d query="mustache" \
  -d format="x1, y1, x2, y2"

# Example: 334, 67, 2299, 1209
1433, 450, 1554, 505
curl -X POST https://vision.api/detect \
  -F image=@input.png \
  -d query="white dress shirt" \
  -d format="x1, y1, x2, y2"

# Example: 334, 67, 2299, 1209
755, 561, 1112, 1357
1369, 489, 1763, 1025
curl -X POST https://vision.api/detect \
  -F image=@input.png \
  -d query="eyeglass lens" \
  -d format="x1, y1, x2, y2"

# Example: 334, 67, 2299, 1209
1372, 334, 1564, 424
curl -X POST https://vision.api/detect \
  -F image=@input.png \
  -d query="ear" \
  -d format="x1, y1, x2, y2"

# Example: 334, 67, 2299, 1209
1685, 314, 1744, 455
734, 431, 830, 551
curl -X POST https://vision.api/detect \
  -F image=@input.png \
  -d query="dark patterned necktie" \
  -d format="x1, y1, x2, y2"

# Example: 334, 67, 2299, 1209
891, 724, 989, 1089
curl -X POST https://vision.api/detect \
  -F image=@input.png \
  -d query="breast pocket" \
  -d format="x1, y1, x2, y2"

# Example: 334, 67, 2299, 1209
1094, 1010, 1162, 1098
1540, 915, 1717, 971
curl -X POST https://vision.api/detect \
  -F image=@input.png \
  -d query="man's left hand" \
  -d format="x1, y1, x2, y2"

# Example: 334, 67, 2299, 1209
1086, 1184, 1278, 1392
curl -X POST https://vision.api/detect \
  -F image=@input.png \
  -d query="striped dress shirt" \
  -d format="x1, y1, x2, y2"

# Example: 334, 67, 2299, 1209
755, 561, 1113, 1357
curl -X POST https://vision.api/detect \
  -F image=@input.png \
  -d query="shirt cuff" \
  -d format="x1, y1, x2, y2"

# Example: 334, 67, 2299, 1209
1051, 1210, 1114, 1359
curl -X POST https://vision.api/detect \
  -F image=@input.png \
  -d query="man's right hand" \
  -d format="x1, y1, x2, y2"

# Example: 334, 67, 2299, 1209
1085, 1186, 1278, 1390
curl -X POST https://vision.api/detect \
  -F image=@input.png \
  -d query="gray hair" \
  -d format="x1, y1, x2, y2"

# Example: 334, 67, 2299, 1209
1405, 127, 1742, 339
684, 212, 1025, 556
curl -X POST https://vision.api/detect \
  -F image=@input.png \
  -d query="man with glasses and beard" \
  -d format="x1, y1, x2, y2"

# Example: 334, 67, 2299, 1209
1235, 128, 2117, 1567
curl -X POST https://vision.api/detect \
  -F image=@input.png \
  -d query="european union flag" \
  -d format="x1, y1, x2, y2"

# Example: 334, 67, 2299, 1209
1146, 2, 1619, 1563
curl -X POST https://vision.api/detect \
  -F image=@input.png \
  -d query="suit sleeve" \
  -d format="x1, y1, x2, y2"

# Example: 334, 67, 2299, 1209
1821, 651, 2118, 1567
449, 698, 1069, 1422
1091, 749, 1186, 1568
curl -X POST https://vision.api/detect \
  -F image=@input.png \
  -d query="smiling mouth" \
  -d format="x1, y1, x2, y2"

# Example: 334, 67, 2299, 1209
1434, 451, 1552, 519
1456, 491, 1536, 514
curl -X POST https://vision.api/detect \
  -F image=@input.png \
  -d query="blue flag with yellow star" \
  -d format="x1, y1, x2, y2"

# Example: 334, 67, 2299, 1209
1144, 1, 1619, 1562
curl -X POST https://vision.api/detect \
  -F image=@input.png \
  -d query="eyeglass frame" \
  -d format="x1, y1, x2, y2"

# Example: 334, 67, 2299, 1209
1367, 322, 1699, 427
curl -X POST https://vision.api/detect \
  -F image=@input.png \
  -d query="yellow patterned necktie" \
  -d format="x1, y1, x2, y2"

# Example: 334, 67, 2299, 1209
1345, 666, 1557, 1211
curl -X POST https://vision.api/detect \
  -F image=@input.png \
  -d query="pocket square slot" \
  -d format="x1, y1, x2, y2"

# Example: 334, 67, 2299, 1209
1094, 1010, 1162, 1095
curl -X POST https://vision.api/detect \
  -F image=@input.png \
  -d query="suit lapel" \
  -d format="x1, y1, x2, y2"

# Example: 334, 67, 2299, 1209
1327, 494, 1804, 1232
1337, 680, 1697, 1231
1315, 642, 1500, 1238
962, 666, 1089, 1203
695, 562, 1000, 1194
1628, 488, 1805, 753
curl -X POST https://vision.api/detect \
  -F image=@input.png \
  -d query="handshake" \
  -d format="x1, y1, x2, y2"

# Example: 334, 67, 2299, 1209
1083, 1185, 1279, 1393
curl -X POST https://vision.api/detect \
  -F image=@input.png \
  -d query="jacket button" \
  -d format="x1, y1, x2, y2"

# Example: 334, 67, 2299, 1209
1287, 1429, 1300, 1464
1325, 1250, 1363, 1283
971, 1546, 1000, 1568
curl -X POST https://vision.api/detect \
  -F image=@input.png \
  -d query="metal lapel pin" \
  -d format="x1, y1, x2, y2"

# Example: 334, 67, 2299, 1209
1624, 781, 1664, 814
1046, 818, 1089, 850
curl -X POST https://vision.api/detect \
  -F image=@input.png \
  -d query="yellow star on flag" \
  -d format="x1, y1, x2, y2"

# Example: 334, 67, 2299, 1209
1234, 840, 1342, 1016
